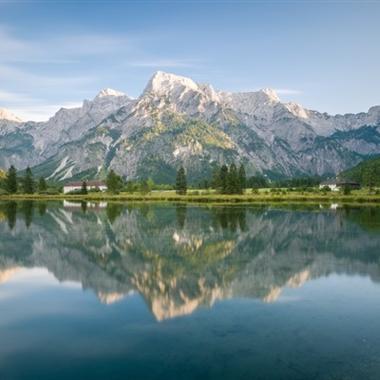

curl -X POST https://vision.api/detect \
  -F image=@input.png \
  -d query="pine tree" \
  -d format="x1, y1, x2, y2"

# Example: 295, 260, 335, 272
363, 166, 376, 191
238, 164, 246, 194
81, 181, 88, 195
38, 177, 47, 193
22, 167, 34, 194
106, 170, 123, 193
6, 165, 18, 194
176, 167, 187, 195
211, 166, 221, 189
140, 179, 150, 194
227, 163, 238, 194
220, 165, 228, 194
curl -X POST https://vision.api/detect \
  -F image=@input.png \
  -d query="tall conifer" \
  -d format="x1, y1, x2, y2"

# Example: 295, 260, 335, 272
6, 166, 18, 194
238, 164, 246, 194
176, 167, 187, 195
220, 165, 228, 194
22, 167, 34, 194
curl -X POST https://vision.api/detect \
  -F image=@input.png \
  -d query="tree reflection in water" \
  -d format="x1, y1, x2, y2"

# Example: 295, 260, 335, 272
0, 202, 380, 320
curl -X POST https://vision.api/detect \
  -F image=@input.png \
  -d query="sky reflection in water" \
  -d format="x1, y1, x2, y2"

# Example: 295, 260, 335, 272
0, 201, 380, 380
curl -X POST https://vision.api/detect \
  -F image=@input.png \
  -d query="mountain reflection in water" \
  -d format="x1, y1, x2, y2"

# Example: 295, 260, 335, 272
0, 201, 379, 321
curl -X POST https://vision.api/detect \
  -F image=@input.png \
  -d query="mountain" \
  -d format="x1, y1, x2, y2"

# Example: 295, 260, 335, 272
0, 89, 133, 171
1, 71, 380, 182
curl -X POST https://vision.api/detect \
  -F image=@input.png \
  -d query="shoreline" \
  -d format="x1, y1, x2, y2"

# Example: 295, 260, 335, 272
1, 193, 380, 205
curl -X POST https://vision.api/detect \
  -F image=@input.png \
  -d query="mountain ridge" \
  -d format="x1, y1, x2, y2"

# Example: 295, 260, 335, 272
1, 71, 380, 182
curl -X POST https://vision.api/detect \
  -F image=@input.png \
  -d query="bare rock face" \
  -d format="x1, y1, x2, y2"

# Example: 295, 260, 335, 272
0, 71, 379, 181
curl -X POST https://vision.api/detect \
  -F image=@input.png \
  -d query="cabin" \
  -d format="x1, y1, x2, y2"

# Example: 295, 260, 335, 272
319, 179, 360, 192
63, 180, 107, 194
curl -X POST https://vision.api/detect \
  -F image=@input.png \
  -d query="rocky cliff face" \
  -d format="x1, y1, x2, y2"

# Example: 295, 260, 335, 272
1, 71, 379, 181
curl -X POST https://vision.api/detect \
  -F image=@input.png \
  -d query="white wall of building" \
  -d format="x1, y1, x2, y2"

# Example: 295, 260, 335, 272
319, 184, 339, 192
63, 185, 107, 194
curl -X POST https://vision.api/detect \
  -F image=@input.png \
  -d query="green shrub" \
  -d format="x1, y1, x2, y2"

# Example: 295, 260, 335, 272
321, 186, 331, 192
342, 186, 351, 195
39, 189, 61, 195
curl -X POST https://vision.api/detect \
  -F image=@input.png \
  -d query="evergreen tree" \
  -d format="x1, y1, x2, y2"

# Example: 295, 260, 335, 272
140, 179, 150, 194
38, 177, 47, 193
81, 181, 88, 195
6, 165, 18, 194
175, 167, 187, 195
227, 163, 238, 194
247, 175, 268, 189
220, 165, 228, 194
147, 178, 155, 192
238, 164, 246, 194
211, 166, 221, 189
363, 166, 376, 190
22, 167, 34, 194
106, 170, 123, 193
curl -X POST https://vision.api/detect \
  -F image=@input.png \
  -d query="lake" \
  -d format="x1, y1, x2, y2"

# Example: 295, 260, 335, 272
0, 201, 380, 380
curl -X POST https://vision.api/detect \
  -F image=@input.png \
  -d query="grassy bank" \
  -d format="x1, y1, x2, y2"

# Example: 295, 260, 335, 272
1, 189, 380, 205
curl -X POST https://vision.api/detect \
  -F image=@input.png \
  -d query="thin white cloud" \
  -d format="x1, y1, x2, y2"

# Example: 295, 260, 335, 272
10, 102, 83, 122
0, 90, 35, 103
0, 88, 85, 121
274, 88, 303, 95
0, 64, 95, 87
0, 25, 133, 63
128, 59, 200, 68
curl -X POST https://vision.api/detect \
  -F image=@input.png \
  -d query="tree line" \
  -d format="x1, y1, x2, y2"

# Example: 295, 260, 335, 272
211, 163, 246, 194
0, 166, 48, 194
2, 161, 376, 197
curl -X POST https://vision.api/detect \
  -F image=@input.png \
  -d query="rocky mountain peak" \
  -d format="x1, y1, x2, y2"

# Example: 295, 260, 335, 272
95, 88, 127, 99
260, 88, 280, 103
284, 102, 309, 119
144, 71, 199, 96
0, 108, 23, 123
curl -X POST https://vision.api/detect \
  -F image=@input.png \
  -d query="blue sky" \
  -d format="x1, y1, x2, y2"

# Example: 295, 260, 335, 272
0, 0, 379, 120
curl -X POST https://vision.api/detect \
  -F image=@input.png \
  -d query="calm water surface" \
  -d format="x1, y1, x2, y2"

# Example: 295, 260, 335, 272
0, 201, 380, 380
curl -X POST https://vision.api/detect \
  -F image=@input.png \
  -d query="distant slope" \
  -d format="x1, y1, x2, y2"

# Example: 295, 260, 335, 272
340, 155, 380, 185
